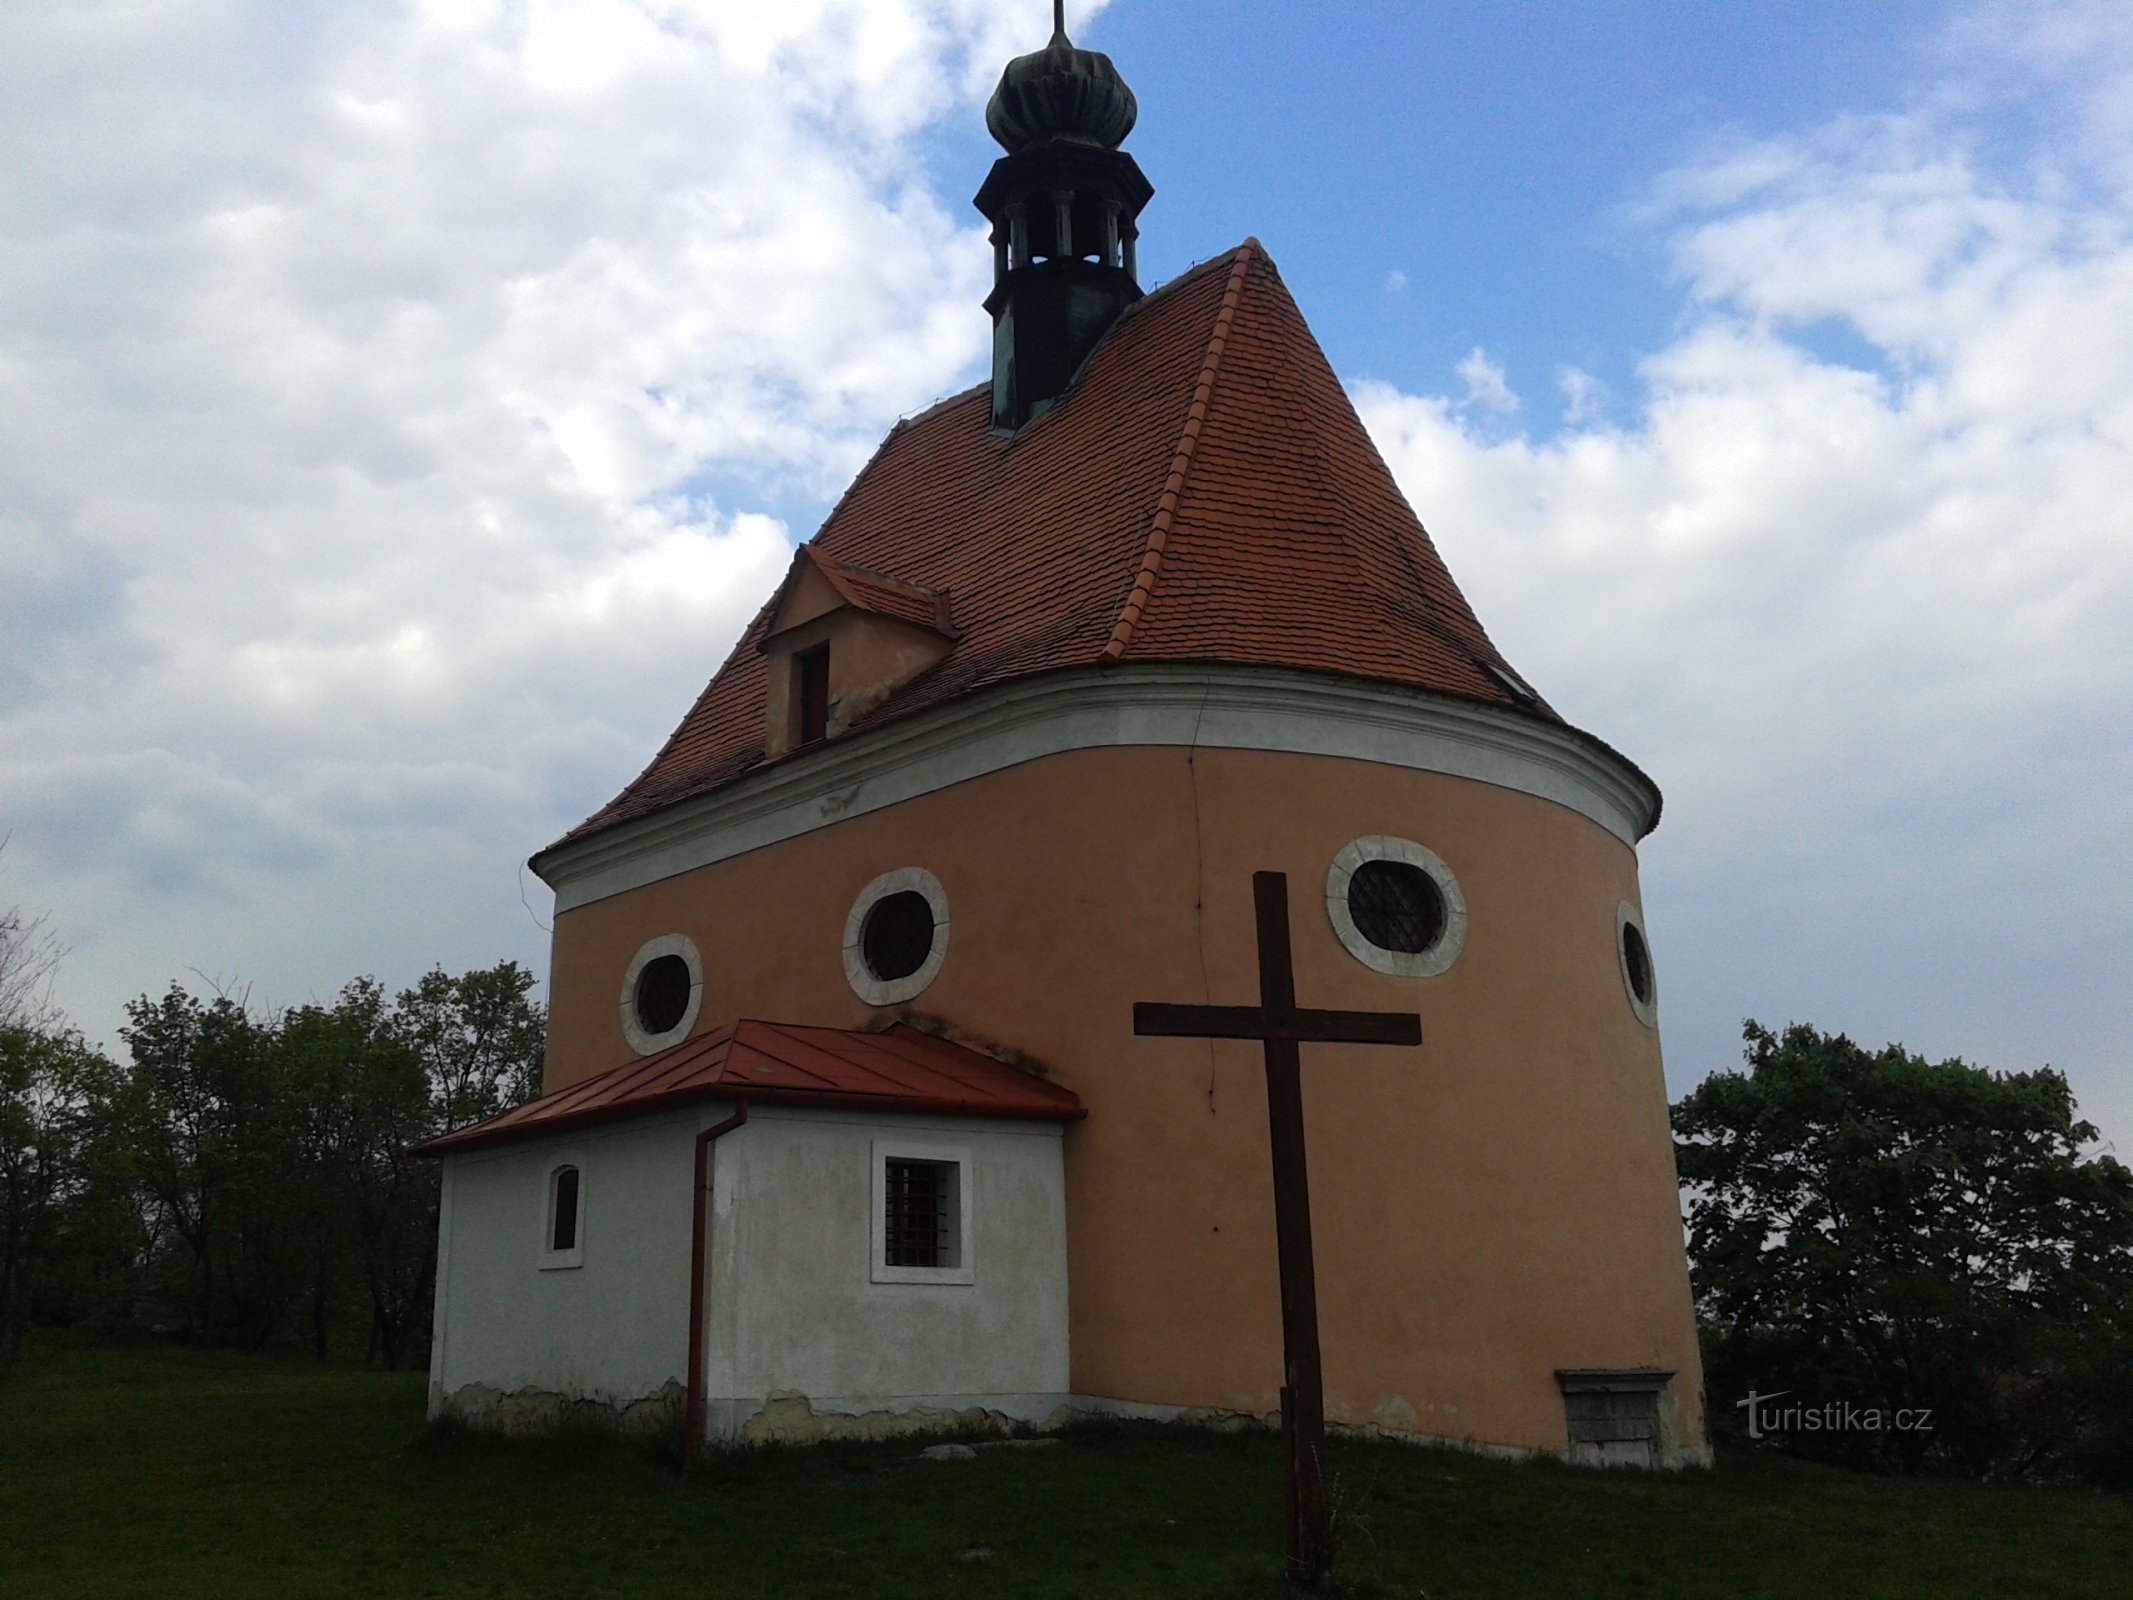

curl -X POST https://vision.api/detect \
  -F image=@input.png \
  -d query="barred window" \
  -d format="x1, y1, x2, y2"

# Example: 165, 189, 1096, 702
1326, 837, 1467, 978
884, 1158, 954, 1269
1347, 859, 1446, 954
872, 1142, 971, 1284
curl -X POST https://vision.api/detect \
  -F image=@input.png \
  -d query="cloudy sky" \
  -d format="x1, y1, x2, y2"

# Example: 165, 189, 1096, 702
3, 1, 2127, 1145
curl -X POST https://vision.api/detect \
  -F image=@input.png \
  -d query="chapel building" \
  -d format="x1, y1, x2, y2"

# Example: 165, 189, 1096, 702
423, 19, 1709, 1470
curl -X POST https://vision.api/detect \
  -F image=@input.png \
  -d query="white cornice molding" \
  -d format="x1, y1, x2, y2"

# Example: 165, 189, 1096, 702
534, 666, 1662, 913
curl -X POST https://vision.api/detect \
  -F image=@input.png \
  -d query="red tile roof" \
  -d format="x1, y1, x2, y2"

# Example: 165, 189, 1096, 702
767, 545, 957, 641
414, 1020, 1086, 1155
551, 239, 1560, 852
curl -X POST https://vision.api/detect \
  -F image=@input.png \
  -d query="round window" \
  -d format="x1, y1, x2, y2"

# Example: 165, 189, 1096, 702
1326, 836, 1466, 978
618, 934, 704, 1056
634, 954, 692, 1035
861, 891, 936, 982
1616, 902, 1658, 1028
1622, 924, 1653, 1005
843, 868, 950, 1005
1347, 859, 1447, 954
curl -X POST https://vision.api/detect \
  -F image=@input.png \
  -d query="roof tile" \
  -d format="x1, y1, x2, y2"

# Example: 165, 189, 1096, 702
551, 241, 1551, 850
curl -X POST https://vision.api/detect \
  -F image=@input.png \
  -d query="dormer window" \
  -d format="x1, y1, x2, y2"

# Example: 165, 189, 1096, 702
796, 644, 830, 746
758, 546, 958, 762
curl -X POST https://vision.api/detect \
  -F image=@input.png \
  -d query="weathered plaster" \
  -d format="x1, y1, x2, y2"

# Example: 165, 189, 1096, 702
436, 1380, 683, 1438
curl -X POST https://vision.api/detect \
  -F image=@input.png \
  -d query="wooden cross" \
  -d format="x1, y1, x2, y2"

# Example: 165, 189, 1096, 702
1134, 871, 1422, 1591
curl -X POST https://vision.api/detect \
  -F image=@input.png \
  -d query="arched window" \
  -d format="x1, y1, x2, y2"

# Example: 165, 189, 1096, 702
542, 1163, 584, 1268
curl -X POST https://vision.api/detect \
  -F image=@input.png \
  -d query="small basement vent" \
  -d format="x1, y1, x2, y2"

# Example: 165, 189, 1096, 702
1557, 1369, 1671, 1469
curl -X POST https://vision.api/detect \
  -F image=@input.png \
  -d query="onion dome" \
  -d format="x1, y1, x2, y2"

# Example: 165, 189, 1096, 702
985, 24, 1138, 153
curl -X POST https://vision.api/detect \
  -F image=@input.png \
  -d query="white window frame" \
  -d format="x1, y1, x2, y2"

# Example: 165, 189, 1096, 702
540, 1157, 585, 1270
843, 868, 950, 1006
869, 1139, 973, 1286
1616, 901, 1659, 1029
1325, 835, 1468, 978
619, 933, 705, 1056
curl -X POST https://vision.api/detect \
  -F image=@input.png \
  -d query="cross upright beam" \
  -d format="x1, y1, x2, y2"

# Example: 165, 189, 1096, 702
1134, 870, 1422, 1591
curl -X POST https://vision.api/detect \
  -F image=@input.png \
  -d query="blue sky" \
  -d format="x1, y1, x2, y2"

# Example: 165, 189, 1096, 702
1011, 2, 1962, 423
1, 0, 2127, 1148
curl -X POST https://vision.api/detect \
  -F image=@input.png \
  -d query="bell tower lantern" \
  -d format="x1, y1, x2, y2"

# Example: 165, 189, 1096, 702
974, 4, 1153, 430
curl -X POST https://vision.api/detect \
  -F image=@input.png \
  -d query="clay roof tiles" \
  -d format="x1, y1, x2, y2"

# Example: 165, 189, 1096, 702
774, 545, 957, 640
552, 240, 1554, 851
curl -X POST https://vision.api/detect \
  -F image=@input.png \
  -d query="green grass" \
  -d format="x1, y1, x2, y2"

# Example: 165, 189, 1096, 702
2, 1339, 2130, 1598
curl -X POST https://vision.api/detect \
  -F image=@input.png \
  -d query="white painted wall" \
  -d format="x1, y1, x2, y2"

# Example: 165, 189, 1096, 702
430, 1105, 698, 1416
703, 1106, 1070, 1437
429, 1100, 1070, 1439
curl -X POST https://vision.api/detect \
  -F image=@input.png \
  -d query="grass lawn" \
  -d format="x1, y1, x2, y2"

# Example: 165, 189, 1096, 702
3, 1339, 2130, 1598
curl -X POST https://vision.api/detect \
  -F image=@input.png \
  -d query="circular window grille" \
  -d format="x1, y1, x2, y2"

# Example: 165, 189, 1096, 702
619, 934, 704, 1056
1326, 837, 1466, 977
844, 868, 950, 1005
1347, 859, 1447, 954
1616, 902, 1658, 1028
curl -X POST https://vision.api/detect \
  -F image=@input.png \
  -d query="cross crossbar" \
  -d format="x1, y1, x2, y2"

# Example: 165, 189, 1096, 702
1134, 1001, 1421, 1046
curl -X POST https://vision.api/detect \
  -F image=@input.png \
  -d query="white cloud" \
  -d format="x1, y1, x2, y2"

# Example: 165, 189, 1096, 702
1455, 346, 1519, 415
1357, 17, 2133, 1137
1558, 366, 1604, 425
0, 1, 1109, 1043
1384, 269, 1408, 295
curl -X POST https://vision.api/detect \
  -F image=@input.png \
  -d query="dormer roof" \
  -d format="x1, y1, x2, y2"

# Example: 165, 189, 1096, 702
757, 545, 958, 648
549, 239, 1603, 854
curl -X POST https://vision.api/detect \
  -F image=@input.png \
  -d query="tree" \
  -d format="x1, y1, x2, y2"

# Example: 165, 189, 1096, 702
280, 981, 437, 1369
0, 1027, 124, 1362
396, 961, 545, 1132
1675, 1021, 2133, 1478
8, 959, 544, 1367
118, 985, 303, 1351
0, 841, 65, 1034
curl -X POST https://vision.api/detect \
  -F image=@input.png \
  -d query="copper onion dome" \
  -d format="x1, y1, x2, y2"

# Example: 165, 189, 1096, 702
985, 19, 1138, 153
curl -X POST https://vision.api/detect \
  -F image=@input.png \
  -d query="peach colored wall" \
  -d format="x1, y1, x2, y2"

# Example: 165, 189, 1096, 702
541, 744, 1706, 1461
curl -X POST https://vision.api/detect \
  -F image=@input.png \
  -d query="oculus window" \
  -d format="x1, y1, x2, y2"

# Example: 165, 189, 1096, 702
843, 868, 950, 1005
619, 934, 704, 1056
1326, 836, 1468, 978
1616, 902, 1658, 1028
871, 1140, 973, 1285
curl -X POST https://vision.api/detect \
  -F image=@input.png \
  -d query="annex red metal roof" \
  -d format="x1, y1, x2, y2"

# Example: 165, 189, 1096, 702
415, 1020, 1085, 1155
542, 239, 1589, 858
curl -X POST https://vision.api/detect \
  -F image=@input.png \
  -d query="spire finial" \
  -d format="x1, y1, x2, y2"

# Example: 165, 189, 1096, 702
1053, 0, 1066, 40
